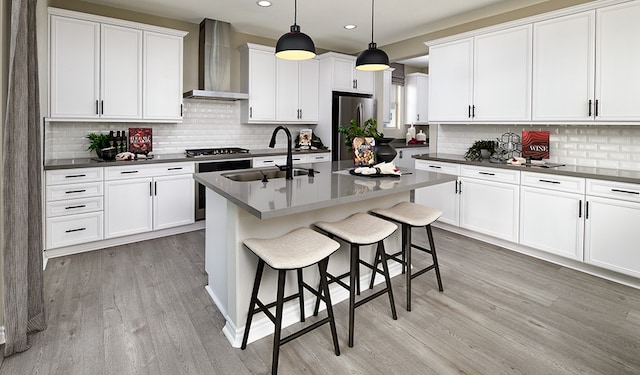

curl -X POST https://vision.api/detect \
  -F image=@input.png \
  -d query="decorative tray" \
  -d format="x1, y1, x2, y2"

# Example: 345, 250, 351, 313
349, 169, 401, 178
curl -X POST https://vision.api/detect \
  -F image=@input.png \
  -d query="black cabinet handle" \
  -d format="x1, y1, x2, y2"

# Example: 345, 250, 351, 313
65, 174, 86, 178
180, 104, 183, 117
472, 105, 476, 118
249, 107, 253, 118
585, 201, 590, 220
65, 227, 86, 233
455, 180, 458, 194
539, 179, 561, 184
149, 181, 153, 197
588, 99, 592, 117
478, 171, 495, 176
611, 188, 639, 195
154, 181, 158, 196
100, 100, 104, 115
458, 180, 462, 194
65, 205, 86, 210
595, 99, 599, 117
65, 189, 86, 194
428, 165, 442, 169
578, 200, 582, 218
468, 105, 471, 118
167, 167, 183, 171
95, 100, 99, 115
121, 170, 138, 174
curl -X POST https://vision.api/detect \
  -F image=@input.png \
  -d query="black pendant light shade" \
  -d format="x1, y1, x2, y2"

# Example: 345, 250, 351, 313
356, 0, 389, 71
275, 0, 316, 60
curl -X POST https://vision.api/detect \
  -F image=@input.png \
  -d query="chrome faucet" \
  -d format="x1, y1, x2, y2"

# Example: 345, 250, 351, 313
269, 126, 293, 179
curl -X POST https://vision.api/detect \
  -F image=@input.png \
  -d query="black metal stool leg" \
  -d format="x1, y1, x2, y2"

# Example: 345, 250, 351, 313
318, 258, 341, 356
348, 243, 358, 347
368, 250, 380, 290
297, 268, 305, 322
377, 240, 397, 320
271, 269, 287, 375
241, 259, 265, 350
427, 224, 444, 292
405, 224, 413, 311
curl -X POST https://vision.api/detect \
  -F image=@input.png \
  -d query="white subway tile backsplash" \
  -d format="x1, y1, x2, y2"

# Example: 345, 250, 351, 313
436, 124, 640, 170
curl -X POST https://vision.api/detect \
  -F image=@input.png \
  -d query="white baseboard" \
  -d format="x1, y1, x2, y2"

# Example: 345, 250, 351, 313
213, 263, 403, 348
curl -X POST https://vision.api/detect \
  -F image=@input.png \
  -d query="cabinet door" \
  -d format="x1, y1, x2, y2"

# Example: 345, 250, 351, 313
382, 69, 393, 124
49, 15, 100, 118
428, 38, 473, 121
459, 177, 519, 242
101, 24, 142, 119
153, 174, 195, 230
595, 1, 640, 121
104, 178, 153, 238
143, 31, 184, 120
332, 57, 355, 92
405, 73, 429, 124
248, 48, 276, 121
276, 59, 300, 121
585, 196, 640, 278
519, 186, 584, 260
532, 11, 595, 121
298, 59, 319, 122
414, 180, 459, 227
474, 24, 532, 121
354, 69, 374, 94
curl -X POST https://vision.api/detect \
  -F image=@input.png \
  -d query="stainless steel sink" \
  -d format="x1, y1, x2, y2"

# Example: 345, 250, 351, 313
222, 168, 313, 182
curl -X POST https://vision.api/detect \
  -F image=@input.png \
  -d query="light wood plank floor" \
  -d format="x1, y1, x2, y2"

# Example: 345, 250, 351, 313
2, 228, 640, 375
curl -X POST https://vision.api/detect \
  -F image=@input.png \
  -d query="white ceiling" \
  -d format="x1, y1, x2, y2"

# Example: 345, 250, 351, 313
79, 0, 549, 57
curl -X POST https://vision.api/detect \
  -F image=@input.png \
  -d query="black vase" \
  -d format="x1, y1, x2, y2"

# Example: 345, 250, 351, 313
375, 138, 397, 163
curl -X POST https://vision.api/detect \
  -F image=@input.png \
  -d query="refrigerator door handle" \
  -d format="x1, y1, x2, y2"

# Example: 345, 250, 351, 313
356, 103, 363, 128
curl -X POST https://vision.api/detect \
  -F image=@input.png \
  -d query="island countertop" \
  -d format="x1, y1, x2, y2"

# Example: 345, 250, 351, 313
194, 160, 457, 219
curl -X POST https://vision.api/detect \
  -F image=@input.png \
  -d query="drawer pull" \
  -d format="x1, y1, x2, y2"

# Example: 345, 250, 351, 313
65, 205, 86, 210
65, 227, 86, 233
262, 160, 274, 163
611, 188, 639, 195
539, 179, 561, 184
65, 174, 87, 178
121, 170, 139, 174
314, 156, 324, 160
428, 165, 442, 169
167, 167, 183, 171
578, 200, 582, 218
65, 189, 86, 194
478, 172, 495, 176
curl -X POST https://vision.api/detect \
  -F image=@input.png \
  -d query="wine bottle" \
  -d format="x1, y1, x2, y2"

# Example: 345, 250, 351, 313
108, 130, 114, 148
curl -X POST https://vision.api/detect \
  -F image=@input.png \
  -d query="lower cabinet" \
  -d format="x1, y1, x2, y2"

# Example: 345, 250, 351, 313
414, 160, 460, 226
584, 179, 640, 278
519, 172, 585, 261
393, 147, 429, 169
104, 162, 194, 239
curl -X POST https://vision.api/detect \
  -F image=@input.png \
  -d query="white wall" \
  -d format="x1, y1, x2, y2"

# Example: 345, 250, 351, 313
44, 100, 319, 160
435, 124, 640, 170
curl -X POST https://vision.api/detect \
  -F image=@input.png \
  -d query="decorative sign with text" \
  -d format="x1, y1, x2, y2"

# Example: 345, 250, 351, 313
128, 128, 152, 154
521, 131, 550, 159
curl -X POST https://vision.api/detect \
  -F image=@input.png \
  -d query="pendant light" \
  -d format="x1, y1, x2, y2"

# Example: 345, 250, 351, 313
356, 0, 389, 71
275, 0, 316, 60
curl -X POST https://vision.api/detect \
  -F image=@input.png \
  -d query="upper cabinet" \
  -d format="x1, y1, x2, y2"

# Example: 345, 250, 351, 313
428, 25, 532, 123
48, 8, 187, 122
317, 52, 375, 95
405, 72, 429, 124
239, 43, 319, 124
381, 69, 393, 124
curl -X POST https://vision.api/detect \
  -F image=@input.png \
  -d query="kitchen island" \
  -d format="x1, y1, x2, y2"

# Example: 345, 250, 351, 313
194, 161, 456, 347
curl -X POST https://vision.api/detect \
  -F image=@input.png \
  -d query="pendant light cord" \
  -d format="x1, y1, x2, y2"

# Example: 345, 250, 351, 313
370, 0, 375, 43
294, 0, 298, 26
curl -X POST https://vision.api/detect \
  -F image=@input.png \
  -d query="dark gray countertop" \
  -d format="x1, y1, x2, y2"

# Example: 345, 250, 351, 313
43, 148, 330, 170
390, 138, 429, 149
194, 160, 456, 219
414, 153, 640, 184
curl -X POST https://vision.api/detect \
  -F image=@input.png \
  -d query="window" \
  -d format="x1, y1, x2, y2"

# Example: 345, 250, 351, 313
384, 84, 404, 129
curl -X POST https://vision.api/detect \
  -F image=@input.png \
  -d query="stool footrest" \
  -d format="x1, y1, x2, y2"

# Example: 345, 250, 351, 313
280, 317, 333, 346
410, 264, 436, 279
252, 292, 302, 324
354, 288, 394, 309
412, 243, 433, 254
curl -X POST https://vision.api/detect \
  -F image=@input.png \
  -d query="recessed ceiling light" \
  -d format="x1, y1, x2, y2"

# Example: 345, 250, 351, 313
344, 24, 357, 30
257, 0, 272, 7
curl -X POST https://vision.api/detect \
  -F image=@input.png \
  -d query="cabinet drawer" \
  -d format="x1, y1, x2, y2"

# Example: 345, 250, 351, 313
253, 156, 286, 168
307, 153, 330, 163
415, 160, 460, 176
460, 165, 520, 184
521, 172, 585, 194
46, 196, 103, 217
104, 162, 194, 180
46, 167, 103, 185
46, 181, 103, 201
586, 179, 640, 202
45, 211, 103, 249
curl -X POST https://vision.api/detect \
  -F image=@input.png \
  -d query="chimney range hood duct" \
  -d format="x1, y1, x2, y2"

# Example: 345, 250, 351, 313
183, 19, 249, 100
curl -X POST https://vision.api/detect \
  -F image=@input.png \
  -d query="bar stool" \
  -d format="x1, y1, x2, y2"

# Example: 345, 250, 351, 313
313, 212, 398, 347
370, 202, 444, 311
241, 227, 341, 375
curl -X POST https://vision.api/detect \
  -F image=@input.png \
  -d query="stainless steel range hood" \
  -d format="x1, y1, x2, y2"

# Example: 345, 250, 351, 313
183, 19, 249, 101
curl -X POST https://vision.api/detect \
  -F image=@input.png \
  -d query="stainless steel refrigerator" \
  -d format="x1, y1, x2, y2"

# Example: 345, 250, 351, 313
332, 92, 377, 162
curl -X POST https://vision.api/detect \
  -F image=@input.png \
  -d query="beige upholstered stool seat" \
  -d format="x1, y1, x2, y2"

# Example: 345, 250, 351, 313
244, 228, 340, 270
370, 202, 443, 227
314, 212, 397, 245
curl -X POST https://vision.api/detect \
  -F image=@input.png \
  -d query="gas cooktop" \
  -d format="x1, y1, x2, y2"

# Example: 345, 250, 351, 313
185, 148, 250, 158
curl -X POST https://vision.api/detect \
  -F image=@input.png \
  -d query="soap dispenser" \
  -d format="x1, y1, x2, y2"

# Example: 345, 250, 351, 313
408, 123, 416, 139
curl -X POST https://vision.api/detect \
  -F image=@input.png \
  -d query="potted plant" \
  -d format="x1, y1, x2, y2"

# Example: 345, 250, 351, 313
465, 139, 496, 161
86, 133, 111, 158
338, 118, 397, 163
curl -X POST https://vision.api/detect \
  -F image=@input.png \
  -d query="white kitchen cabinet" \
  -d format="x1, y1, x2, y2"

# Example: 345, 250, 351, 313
459, 165, 520, 242
45, 167, 104, 249
405, 73, 429, 124
104, 163, 194, 238
428, 38, 474, 122
382, 69, 393, 124
595, 1, 640, 121
473, 24, 532, 122
276, 58, 319, 122
394, 147, 428, 169
584, 179, 640, 278
143, 31, 184, 121
414, 160, 460, 226
48, 8, 186, 122
240, 44, 276, 123
532, 11, 595, 121
317, 52, 375, 95
519, 172, 586, 261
